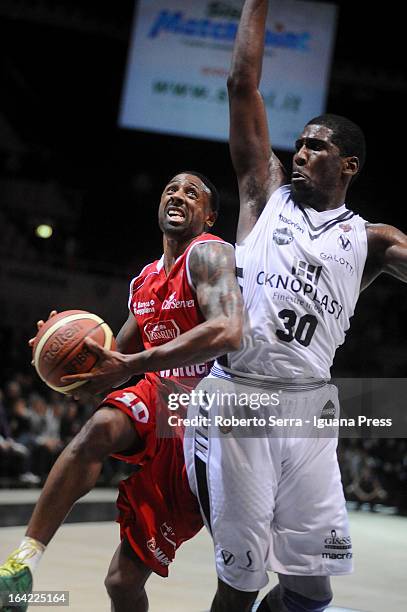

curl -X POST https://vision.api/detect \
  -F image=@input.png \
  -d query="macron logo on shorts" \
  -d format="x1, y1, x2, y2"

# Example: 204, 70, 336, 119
116, 392, 150, 424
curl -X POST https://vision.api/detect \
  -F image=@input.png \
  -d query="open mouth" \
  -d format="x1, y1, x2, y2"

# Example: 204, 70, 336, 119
291, 171, 308, 182
166, 206, 186, 223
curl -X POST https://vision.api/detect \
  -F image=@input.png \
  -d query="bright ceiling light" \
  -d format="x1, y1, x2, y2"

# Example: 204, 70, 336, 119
35, 224, 53, 239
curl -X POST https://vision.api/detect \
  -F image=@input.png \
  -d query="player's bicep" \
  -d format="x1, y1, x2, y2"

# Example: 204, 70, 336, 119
189, 242, 243, 323
367, 223, 407, 283
384, 243, 407, 282
116, 313, 143, 354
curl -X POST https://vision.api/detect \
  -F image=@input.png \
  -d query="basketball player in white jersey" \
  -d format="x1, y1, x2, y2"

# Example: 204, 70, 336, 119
185, 1, 407, 611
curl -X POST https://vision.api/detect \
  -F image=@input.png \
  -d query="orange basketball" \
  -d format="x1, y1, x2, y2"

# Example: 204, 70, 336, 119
32, 310, 116, 394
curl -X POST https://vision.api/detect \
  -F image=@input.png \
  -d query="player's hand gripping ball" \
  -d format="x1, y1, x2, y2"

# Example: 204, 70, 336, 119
32, 310, 116, 394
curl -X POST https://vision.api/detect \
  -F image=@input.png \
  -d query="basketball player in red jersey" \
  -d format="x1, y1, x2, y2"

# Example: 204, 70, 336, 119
0, 171, 243, 612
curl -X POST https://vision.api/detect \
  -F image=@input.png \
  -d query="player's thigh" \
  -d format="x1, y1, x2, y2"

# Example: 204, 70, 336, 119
274, 386, 346, 530
275, 434, 345, 530
187, 375, 281, 590
270, 436, 352, 575
205, 434, 280, 590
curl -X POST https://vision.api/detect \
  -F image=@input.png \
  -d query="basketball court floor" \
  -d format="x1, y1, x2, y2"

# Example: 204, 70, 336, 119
0, 511, 406, 611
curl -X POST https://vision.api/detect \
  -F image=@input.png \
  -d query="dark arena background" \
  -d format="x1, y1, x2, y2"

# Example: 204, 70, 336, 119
0, 1, 406, 611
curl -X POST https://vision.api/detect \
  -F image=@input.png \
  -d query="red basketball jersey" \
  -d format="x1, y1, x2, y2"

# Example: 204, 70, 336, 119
128, 232, 226, 382
104, 232, 229, 576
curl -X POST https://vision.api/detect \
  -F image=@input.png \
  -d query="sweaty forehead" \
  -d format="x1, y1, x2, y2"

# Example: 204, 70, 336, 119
299, 124, 334, 142
167, 173, 207, 192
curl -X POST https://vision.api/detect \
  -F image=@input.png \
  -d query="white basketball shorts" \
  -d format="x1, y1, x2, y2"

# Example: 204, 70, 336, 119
184, 366, 353, 592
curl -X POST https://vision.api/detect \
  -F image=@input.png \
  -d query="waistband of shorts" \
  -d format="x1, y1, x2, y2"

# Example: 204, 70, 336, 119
210, 363, 329, 392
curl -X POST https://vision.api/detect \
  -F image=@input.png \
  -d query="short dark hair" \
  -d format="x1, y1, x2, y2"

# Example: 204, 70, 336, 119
306, 114, 366, 175
181, 170, 220, 213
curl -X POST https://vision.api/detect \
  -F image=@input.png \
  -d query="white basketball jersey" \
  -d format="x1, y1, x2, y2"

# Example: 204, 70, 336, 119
229, 185, 368, 378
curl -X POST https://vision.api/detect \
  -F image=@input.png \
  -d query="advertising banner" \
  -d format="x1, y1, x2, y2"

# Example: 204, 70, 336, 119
119, 0, 337, 150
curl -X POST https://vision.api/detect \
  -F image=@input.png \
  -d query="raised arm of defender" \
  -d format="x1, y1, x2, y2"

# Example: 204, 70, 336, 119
228, 0, 286, 242
362, 224, 407, 290
60, 242, 243, 393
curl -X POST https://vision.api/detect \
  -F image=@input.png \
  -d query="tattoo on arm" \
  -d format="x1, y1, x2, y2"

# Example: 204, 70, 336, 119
188, 242, 243, 322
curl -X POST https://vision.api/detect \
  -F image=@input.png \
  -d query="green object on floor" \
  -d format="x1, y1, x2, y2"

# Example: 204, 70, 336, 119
0, 555, 33, 611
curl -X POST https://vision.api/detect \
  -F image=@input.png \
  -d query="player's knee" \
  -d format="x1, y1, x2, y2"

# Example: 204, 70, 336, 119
104, 566, 143, 600
279, 575, 332, 605
278, 579, 332, 612
104, 568, 120, 599
70, 409, 118, 460
214, 579, 257, 612
282, 588, 332, 611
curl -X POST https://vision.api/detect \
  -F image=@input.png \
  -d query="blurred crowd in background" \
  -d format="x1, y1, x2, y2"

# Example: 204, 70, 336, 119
0, 373, 132, 489
1, 367, 406, 515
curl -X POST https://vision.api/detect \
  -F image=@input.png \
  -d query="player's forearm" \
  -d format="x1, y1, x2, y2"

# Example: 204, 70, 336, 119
126, 315, 242, 375
228, 0, 269, 89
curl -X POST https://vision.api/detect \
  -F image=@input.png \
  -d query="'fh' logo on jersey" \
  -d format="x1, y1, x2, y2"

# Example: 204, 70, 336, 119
292, 257, 322, 286
338, 234, 352, 251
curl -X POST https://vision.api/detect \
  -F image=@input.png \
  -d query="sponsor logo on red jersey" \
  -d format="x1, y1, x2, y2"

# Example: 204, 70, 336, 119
144, 320, 180, 344
162, 291, 195, 310
159, 363, 209, 378
134, 299, 155, 316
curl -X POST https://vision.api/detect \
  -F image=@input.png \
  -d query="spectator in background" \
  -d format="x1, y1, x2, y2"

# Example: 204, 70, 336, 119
59, 401, 83, 445
0, 390, 39, 484
9, 397, 33, 448
346, 463, 387, 511
3, 380, 23, 415
0, 376, 106, 486
29, 394, 63, 480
